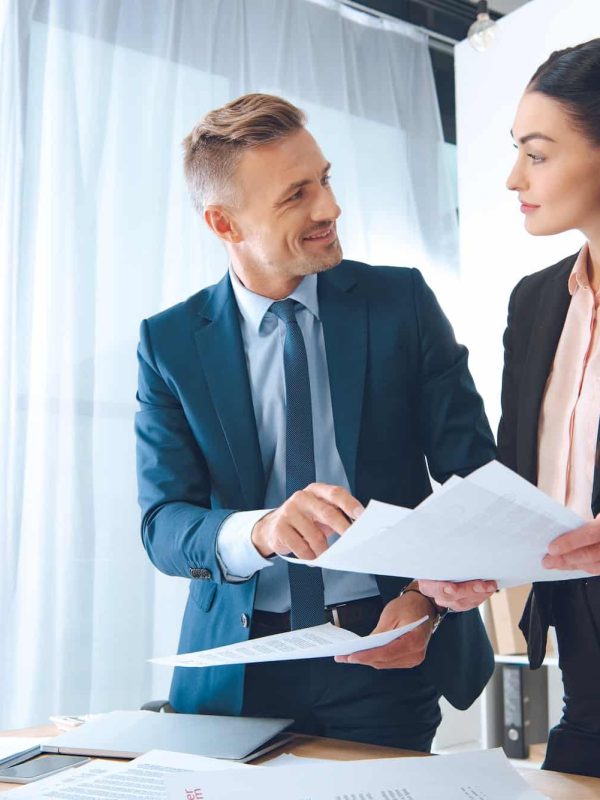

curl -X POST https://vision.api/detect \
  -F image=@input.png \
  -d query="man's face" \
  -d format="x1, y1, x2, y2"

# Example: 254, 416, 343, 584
227, 128, 342, 281
507, 90, 600, 239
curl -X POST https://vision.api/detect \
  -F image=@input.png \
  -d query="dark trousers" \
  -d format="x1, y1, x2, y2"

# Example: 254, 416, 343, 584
241, 615, 441, 752
543, 577, 600, 778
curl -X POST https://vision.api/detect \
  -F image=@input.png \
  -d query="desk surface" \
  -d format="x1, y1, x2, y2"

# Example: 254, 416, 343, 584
2, 724, 600, 798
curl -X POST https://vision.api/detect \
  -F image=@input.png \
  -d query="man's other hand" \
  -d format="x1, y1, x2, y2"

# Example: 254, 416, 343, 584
251, 483, 364, 560
542, 516, 600, 575
334, 591, 434, 669
418, 579, 497, 611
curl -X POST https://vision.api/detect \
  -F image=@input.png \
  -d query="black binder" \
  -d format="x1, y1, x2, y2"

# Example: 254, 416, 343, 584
501, 663, 548, 759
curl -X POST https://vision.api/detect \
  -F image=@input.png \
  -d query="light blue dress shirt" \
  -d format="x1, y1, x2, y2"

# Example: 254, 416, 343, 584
217, 267, 379, 612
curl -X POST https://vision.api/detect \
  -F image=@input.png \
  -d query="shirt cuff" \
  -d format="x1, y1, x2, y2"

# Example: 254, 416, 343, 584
216, 509, 274, 582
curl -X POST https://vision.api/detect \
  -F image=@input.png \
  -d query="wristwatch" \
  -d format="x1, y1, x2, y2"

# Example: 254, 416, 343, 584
399, 580, 449, 633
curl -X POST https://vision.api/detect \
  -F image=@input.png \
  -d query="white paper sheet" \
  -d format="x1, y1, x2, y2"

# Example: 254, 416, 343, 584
9, 749, 248, 799
266, 753, 328, 767
151, 616, 428, 668
165, 748, 547, 799
9, 760, 124, 798
283, 461, 589, 587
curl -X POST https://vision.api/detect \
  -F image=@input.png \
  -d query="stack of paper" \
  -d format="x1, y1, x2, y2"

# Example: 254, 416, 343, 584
283, 460, 588, 587
9, 748, 547, 800
9, 750, 249, 798
165, 749, 547, 800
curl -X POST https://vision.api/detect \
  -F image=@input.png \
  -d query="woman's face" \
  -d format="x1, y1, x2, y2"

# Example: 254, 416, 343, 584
507, 90, 600, 239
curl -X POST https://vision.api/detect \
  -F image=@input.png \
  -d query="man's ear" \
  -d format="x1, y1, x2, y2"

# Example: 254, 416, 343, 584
204, 205, 242, 243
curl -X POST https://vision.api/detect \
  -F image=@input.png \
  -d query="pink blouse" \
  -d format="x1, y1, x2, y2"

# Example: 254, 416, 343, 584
537, 244, 600, 522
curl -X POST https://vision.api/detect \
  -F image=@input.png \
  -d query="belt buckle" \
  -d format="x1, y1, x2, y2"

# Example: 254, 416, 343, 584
330, 606, 342, 627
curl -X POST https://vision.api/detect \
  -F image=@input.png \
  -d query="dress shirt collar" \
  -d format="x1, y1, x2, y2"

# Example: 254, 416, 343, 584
568, 243, 598, 300
229, 265, 320, 334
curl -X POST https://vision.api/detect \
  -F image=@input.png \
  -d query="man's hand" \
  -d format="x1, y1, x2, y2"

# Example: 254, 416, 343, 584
542, 517, 600, 575
334, 591, 434, 669
417, 579, 497, 612
251, 483, 364, 559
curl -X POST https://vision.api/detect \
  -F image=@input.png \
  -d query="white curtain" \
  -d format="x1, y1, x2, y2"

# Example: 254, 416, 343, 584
0, 0, 457, 728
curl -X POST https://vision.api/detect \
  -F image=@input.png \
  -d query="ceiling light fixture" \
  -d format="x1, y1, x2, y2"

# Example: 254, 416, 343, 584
468, 1, 497, 52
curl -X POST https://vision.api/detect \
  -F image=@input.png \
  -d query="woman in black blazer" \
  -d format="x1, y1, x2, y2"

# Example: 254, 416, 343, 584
420, 39, 600, 778
499, 39, 600, 778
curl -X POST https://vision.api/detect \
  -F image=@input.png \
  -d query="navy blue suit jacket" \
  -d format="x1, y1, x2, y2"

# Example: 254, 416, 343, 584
136, 260, 496, 716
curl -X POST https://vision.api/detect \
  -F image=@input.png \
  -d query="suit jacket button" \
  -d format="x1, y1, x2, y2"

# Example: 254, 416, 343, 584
240, 613, 250, 628
190, 567, 212, 580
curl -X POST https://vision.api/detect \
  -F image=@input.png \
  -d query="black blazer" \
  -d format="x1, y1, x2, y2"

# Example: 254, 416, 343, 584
497, 251, 600, 668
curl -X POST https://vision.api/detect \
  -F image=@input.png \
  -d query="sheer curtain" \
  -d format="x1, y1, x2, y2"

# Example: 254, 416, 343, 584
0, 0, 457, 728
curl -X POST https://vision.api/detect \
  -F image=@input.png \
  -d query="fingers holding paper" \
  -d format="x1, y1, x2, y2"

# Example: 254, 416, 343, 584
251, 483, 365, 560
542, 516, 600, 575
418, 579, 497, 611
334, 591, 434, 669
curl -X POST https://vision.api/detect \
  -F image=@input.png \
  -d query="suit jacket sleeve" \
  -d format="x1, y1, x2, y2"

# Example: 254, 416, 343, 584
135, 318, 233, 583
413, 269, 496, 483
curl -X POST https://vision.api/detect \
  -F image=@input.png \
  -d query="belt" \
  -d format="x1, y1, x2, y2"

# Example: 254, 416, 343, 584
251, 595, 384, 638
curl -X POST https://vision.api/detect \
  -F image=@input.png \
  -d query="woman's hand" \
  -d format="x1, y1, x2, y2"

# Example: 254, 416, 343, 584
417, 579, 497, 611
542, 517, 600, 575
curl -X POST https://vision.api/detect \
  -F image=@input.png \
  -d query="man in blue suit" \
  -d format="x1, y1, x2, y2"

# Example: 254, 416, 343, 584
136, 93, 496, 751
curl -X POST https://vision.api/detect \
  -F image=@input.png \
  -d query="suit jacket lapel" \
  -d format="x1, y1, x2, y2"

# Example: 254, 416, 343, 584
517, 264, 573, 483
193, 275, 265, 509
515, 258, 574, 662
593, 419, 600, 517
318, 266, 367, 493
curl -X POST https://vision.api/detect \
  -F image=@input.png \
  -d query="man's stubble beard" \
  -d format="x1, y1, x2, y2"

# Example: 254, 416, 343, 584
293, 237, 343, 277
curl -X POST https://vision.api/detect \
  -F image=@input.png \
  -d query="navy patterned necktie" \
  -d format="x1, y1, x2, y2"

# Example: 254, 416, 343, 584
270, 299, 325, 629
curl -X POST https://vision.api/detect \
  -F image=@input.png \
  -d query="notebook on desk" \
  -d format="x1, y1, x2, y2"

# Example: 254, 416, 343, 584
42, 710, 294, 762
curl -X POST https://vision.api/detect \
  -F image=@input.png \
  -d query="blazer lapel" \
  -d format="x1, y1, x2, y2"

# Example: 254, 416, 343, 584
517, 264, 572, 483
515, 259, 572, 667
318, 266, 367, 493
193, 275, 265, 509
593, 419, 600, 517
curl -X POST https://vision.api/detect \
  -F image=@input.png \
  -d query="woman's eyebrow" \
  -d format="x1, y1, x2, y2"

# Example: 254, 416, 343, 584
510, 129, 556, 145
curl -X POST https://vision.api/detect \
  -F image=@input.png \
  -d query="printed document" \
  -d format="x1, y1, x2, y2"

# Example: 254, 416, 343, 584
10, 749, 248, 799
151, 616, 428, 668
283, 460, 589, 587
165, 748, 546, 799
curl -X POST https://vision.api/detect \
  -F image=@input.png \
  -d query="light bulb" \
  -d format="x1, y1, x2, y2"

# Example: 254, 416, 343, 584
468, 0, 497, 52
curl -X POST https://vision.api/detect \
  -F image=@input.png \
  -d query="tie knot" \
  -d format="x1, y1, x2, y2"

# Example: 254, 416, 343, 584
269, 299, 300, 325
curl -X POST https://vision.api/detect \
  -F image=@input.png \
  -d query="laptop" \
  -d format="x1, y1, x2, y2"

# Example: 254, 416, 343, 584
42, 710, 294, 762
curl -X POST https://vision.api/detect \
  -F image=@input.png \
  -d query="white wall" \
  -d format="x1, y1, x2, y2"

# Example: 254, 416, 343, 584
455, 0, 600, 430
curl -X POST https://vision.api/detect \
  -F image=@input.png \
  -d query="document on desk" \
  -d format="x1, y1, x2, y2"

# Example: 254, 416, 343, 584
151, 616, 428, 668
9, 749, 248, 798
283, 460, 589, 587
165, 748, 547, 800
8, 759, 124, 797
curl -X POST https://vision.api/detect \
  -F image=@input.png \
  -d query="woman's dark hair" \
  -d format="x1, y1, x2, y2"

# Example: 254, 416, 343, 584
528, 38, 600, 146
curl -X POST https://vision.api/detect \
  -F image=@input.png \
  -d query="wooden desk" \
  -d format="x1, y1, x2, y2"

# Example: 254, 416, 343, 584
2, 725, 600, 798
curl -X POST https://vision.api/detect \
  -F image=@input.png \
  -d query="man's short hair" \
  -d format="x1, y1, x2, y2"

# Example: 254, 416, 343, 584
182, 93, 307, 210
